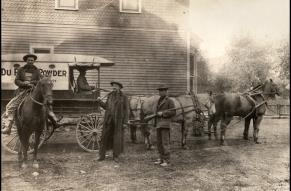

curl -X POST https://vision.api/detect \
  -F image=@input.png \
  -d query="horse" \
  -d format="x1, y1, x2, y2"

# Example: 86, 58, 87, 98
15, 77, 54, 168
208, 79, 280, 145
129, 93, 205, 149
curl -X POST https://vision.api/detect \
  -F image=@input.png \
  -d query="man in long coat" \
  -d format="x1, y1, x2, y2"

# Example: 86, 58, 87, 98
97, 81, 129, 162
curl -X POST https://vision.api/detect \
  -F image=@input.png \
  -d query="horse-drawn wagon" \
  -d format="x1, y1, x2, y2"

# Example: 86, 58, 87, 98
1, 54, 114, 154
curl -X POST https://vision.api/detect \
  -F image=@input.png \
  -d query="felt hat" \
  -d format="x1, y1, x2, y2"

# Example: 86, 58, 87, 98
23, 54, 37, 62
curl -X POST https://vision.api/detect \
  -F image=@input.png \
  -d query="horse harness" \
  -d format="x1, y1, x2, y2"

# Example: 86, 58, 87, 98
16, 85, 47, 122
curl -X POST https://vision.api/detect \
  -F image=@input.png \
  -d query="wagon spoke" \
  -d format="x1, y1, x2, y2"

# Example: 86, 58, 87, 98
92, 138, 95, 150
86, 135, 93, 148
76, 129, 92, 134
79, 135, 92, 145
79, 123, 93, 132
88, 115, 96, 129
84, 119, 94, 130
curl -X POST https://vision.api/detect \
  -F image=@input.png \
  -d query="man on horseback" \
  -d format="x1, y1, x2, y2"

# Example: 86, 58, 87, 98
2, 53, 63, 134
153, 84, 176, 167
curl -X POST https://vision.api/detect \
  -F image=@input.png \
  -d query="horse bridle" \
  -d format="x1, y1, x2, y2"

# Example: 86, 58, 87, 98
29, 80, 52, 106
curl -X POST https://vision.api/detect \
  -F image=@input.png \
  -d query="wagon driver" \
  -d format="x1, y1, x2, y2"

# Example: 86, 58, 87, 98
2, 53, 63, 134
96, 81, 129, 162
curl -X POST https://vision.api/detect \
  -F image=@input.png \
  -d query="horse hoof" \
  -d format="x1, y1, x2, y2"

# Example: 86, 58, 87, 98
32, 162, 39, 169
243, 136, 249, 140
255, 141, 261, 144
21, 163, 28, 169
182, 146, 189, 150
220, 141, 225, 146
147, 145, 154, 150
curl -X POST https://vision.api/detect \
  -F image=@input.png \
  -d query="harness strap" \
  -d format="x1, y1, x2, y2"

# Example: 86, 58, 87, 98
175, 97, 185, 122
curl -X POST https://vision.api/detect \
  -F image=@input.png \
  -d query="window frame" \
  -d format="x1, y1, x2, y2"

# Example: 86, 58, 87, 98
55, 0, 79, 11
29, 44, 54, 55
119, 0, 142, 14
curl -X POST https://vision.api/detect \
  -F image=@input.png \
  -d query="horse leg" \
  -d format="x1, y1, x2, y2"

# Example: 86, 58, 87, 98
253, 115, 263, 144
21, 134, 30, 169
18, 142, 23, 168
243, 117, 252, 140
213, 120, 218, 140
208, 115, 214, 140
130, 125, 137, 144
142, 124, 152, 150
220, 114, 232, 146
181, 121, 189, 150
32, 131, 41, 169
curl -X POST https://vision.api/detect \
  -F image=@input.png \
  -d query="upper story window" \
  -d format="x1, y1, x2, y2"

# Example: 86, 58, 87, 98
120, 0, 142, 13
55, 0, 78, 10
30, 45, 54, 54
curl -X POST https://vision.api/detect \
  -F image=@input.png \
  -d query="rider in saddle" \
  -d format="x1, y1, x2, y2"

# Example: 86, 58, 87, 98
2, 53, 63, 135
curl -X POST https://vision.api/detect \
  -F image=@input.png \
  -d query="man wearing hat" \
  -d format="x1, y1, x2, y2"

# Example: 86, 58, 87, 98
154, 84, 176, 167
2, 54, 62, 134
96, 81, 129, 162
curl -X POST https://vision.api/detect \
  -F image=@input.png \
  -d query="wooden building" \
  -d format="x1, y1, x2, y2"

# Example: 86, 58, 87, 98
2, 0, 198, 113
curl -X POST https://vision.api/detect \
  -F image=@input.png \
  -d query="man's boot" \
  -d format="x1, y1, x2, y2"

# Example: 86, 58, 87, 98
2, 120, 13, 135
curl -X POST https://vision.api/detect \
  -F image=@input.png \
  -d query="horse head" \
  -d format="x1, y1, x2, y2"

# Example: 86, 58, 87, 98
36, 76, 54, 106
262, 79, 281, 99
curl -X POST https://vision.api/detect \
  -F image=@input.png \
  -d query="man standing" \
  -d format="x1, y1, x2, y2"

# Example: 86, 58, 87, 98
97, 81, 129, 162
205, 90, 217, 140
2, 53, 62, 134
154, 84, 176, 167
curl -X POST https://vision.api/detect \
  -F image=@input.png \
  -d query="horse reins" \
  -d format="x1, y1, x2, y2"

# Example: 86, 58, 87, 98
29, 83, 46, 106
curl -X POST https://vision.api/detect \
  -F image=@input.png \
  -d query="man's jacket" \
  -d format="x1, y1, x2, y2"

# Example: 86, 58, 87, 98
154, 96, 176, 128
15, 64, 42, 93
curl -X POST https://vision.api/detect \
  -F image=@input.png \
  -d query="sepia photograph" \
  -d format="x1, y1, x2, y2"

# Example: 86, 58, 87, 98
1, 0, 290, 190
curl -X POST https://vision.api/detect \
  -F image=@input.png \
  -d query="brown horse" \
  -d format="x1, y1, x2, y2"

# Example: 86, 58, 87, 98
129, 93, 205, 149
15, 77, 54, 168
209, 79, 280, 145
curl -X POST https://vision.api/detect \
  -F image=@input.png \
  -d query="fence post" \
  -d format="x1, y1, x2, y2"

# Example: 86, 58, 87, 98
277, 104, 281, 119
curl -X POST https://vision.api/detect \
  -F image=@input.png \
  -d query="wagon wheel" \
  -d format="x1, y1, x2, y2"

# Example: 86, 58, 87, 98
1, 112, 48, 154
76, 112, 104, 152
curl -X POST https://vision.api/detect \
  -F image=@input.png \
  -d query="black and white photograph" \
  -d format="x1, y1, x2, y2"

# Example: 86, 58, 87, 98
1, 0, 290, 190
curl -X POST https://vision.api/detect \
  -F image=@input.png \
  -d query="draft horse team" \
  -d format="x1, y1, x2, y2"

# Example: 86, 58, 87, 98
1, 53, 281, 168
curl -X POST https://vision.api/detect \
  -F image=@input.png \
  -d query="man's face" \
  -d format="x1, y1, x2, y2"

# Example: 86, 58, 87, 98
112, 84, 121, 91
159, 89, 167, 97
26, 57, 35, 65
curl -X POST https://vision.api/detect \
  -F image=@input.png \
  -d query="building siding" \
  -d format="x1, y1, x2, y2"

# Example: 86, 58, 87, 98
2, 0, 190, 97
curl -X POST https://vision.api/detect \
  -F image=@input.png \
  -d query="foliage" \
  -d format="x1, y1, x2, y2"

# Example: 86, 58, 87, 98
276, 41, 290, 81
222, 36, 273, 92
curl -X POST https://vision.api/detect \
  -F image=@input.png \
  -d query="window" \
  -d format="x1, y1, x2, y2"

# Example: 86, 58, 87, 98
30, 45, 54, 54
55, 0, 78, 10
120, 0, 141, 13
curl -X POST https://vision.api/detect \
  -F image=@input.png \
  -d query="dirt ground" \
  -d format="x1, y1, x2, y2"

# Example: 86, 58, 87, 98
1, 118, 290, 191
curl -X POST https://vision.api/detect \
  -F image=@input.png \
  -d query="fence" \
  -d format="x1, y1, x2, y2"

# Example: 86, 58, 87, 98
265, 104, 290, 118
